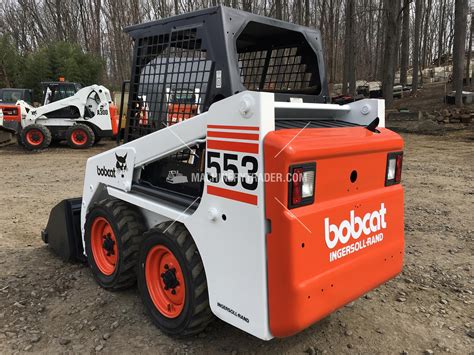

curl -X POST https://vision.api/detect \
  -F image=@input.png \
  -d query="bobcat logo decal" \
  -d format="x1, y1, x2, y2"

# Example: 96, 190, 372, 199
115, 153, 127, 178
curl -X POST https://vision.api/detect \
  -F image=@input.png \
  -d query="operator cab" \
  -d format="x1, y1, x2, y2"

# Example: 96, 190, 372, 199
41, 81, 82, 106
0, 88, 33, 104
123, 6, 328, 207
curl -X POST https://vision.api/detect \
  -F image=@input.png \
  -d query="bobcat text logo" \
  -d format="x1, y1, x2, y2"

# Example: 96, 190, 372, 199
96, 166, 116, 178
325, 203, 387, 249
96, 153, 128, 179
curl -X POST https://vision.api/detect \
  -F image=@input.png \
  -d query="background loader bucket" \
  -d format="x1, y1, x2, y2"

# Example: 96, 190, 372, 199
0, 127, 15, 146
0, 121, 18, 147
42, 198, 85, 262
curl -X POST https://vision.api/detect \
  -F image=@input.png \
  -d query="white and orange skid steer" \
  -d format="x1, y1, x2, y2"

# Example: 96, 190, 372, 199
42, 6, 404, 340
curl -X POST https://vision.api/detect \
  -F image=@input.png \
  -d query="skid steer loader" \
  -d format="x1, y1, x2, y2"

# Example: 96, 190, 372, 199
41, 6, 404, 340
14, 84, 119, 150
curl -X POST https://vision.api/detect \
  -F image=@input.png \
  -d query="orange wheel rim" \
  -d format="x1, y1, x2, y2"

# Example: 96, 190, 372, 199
91, 217, 118, 275
71, 129, 87, 145
145, 245, 185, 318
25, 129, 44, 146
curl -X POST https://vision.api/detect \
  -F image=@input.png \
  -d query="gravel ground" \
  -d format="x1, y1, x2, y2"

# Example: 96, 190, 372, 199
0, 130, 473, 354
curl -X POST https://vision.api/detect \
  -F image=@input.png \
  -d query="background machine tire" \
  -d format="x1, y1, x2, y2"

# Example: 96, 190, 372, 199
84, 198, 145, 290
66, 124, 95, 149
21, 124, 52, 150
138, 222, 213, 336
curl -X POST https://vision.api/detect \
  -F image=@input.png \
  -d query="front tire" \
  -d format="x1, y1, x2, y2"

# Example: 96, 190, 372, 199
138, 222, 213, 336
85, 198, 145, 290
66, 124, 95, 149
21, 124, 52, 150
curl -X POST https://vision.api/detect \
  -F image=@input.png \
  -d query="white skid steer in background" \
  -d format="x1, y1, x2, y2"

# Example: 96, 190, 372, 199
15, 84, 118, 150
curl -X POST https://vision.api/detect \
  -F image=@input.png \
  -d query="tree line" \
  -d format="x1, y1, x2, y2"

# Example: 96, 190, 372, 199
0, 0, 471, 107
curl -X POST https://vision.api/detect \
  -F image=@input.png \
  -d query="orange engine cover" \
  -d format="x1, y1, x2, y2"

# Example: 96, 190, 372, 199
0, 104, 21, 122
264, 127, 404, 337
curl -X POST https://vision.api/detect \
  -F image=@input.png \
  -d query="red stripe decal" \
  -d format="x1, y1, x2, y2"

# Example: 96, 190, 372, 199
207, 131, 259, 141
207, 139, 259, 154
207, 185, 258, 205
207, 124, 259, 131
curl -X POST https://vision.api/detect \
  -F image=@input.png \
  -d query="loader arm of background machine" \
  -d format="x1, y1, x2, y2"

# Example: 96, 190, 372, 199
22, 85, 111, 127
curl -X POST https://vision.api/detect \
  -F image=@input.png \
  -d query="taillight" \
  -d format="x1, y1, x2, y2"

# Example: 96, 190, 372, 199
289, 163, 316, 208
385, 152, 403, 186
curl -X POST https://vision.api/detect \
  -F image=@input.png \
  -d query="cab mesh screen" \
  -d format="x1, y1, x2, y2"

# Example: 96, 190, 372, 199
237, 22, 321, 95
125, 28, 213, 142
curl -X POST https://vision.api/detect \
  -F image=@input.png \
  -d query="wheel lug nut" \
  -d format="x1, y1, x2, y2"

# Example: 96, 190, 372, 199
164, 264, 169, 270
171, 289, 176, 295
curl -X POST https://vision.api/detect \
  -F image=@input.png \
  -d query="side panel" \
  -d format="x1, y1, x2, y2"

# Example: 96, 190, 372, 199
80, 92, 275, 340
186, 91, 275, 340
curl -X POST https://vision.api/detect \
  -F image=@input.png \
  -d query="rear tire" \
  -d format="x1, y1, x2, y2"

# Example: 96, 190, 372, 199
85, 198, 146, 290
16, 132, 25, 147
94, 136, 102, 145
66, 124, 94, 149
21, 124, 52, 150
138, 222, 213, 336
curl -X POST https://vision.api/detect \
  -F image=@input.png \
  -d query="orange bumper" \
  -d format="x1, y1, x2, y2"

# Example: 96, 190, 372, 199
264, 127, 404, 337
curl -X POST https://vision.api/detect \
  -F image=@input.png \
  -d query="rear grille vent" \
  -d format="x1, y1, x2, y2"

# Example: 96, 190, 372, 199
275, 120, 361, 130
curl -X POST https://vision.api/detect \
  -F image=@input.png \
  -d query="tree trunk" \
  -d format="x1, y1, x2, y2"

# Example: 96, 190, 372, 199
305, 0, 310, 26
382, 0, 398, 106
393, 0, 402, 83
437, 0, 446, 66
400, 0, 410, 86
453, 0, 469, 107
412, 0, 422, 94
421, 0, 432, 69
466, 12, 473, 88
275, 0, 282, 19
296, 0, 302, 24
342, 0, 351, 94
348, 1, 356, 95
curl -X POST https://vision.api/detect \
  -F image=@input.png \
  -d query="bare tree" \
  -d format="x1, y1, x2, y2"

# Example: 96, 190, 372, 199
412, 0, 422, 94
452, 0, 468, 106
467, 11, 473, 88
342, 0, 355, 94
382, 0, 399, 106
400, 0, 410, 86
421, 0, 433, 69
0, 0, 464, 93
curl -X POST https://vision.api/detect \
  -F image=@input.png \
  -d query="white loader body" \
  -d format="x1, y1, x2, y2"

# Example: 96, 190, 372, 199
80, 91, 385, 339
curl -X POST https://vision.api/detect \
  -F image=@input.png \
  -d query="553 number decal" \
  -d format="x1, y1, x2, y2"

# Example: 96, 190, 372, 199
207, 151, 258, 190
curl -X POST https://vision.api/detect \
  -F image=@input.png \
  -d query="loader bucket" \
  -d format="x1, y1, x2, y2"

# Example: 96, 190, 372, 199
0, 127, 15, 146
41, 198, 85, 262
0, 121, 18, 147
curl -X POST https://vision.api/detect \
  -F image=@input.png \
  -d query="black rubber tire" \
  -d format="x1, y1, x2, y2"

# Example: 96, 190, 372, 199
21, 124, 52, 150
138, 222, 213, 336
66, 124, 95, 149
93, 135, 102, 145
85, 198, 146, 290
16, 132, 24, 147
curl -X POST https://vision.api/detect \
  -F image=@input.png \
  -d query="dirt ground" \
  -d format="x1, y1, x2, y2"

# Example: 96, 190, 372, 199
0, 127, 473, 354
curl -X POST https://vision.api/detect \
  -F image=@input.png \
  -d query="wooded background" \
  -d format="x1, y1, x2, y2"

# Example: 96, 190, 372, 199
0, 0, 472, 106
